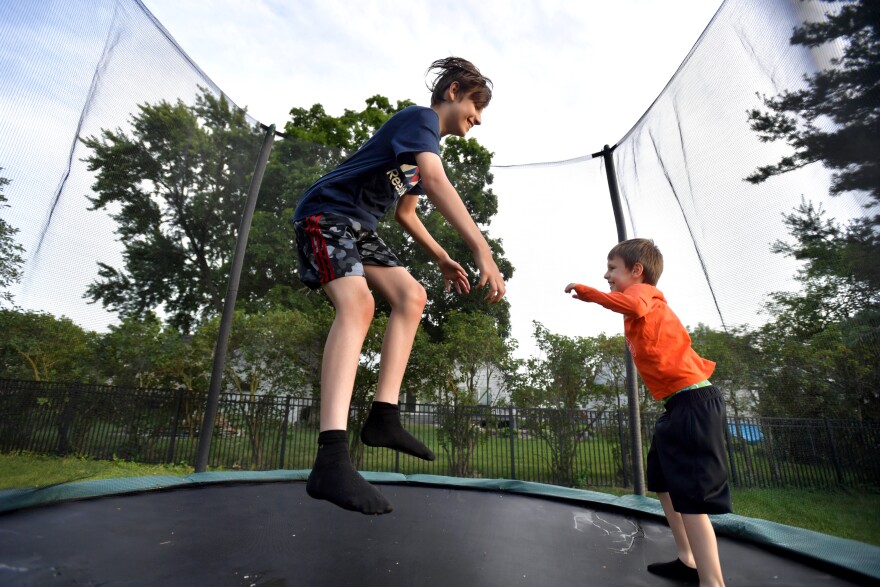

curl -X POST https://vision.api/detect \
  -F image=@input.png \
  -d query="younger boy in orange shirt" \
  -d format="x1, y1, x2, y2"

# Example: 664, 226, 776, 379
565, 238, 730, 587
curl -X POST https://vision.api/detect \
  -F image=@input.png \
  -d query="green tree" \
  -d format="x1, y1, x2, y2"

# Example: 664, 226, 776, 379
0, 309, 98, 382
402, 311, 513, 476
746, 0, 880, 420
746, 0, 879, 288
511, 323, 605, 409
756, 201, 879, 420
591, 333, 634, 411
192, 308, 333, 467
0, 169, 25, 307
96, 313, 210, 390
690, 323, 762, 418
81, 89, 266, 332
438, 311, 513, 405
510, 322, 607, 485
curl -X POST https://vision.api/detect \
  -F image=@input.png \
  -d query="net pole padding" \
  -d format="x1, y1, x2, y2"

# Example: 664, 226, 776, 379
195, 124, 277, 473
599, 143, 646, 496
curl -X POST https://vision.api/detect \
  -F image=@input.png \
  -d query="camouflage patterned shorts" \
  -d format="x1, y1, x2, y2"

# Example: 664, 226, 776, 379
293, 212, 403, 289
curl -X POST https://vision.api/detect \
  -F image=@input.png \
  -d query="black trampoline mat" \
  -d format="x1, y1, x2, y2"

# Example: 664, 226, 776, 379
0, 481, 865, 586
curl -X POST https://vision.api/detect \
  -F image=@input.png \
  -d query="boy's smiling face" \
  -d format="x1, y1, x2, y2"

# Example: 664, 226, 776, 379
436, 83, 483, 137
604, 255, 644, 292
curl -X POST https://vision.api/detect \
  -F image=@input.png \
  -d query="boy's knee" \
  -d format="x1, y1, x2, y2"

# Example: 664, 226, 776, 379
339, 287, 375, 324
358, 290, 377, 320
395, 282, 427, 317
412, 282, 428, 310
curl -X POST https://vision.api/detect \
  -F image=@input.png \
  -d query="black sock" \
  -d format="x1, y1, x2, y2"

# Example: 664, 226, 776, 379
360, 401, 435, 461
306, 430, 393, 515
647, 559, 699, 583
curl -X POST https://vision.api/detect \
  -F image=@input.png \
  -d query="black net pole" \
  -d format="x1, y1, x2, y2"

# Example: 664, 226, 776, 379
600, 144, 646, 496
195, 124, 276, 473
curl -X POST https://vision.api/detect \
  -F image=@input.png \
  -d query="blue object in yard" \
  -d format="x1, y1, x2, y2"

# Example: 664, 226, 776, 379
728, 423, 764, 444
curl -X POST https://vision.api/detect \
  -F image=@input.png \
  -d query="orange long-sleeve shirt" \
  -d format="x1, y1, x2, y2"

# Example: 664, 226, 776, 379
572, 283, 715, 400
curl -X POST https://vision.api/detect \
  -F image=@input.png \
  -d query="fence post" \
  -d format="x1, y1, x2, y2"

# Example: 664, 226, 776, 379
166, 387, 185, 464
617, 409, 629, 488
279, 395, 292, 470
823, 417, 844, 484
508, 405, 516, 480
764, 421, 782, 485
724, 415, 738, 486
57, 383, 79, 455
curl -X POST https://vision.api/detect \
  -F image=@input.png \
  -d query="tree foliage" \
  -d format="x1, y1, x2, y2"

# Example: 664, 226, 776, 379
0, 309, 98, 382
746, 0, 879, 206
81, 90, 266, 332
509, 322, 619, 485
97, 313, 212, 391
746, 0, 880, 420
690, 323, 761, 418
401, 311, 513, 476
511, 322, 606, 409
756, 201, 879, 419
82, 88, 513, 350
746, 0, 879, 291
0, 169, 25, 307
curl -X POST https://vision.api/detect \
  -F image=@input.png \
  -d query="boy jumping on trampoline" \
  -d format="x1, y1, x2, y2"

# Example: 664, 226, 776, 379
565, 238, 730, 586
293, 57, 506, 515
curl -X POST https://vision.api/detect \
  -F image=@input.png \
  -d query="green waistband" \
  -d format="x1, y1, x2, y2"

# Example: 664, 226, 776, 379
664, 379, 712, 403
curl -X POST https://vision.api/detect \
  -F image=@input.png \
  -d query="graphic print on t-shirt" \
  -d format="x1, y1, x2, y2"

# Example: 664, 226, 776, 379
386, 163, 421, 198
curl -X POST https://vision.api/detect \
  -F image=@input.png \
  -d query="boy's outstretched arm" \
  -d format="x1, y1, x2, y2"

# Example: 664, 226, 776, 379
395, 194, 470, 294
564, 283, 649, 317
414, 151, 505, 303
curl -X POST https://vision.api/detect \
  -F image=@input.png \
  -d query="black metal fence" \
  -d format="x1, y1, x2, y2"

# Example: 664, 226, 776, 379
2, 379, 879, 489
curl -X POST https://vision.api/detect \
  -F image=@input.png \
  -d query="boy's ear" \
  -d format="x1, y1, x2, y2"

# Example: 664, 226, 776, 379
631, 263, 644, 280
446, 81, 461, 102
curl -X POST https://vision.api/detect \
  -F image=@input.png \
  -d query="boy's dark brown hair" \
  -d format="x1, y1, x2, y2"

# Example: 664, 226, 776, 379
609, 238, 664, 286
427, 57, 493, 109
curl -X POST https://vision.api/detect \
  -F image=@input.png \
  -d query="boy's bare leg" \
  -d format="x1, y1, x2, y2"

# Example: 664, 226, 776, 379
658, 492, 696, 567
319, 277, 375, 431
365, 266, 426, 403
305, 276, 392, 514
681, 513, 725, 587
651, 493, 725, 586
359, 265, 434, 460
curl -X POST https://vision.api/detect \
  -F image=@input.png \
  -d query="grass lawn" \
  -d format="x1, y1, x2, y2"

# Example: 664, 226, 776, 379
2, 452, 878, 546
0, 452, 195, 489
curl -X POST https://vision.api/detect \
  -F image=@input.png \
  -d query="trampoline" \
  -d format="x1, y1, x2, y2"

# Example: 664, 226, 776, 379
1, 472, 877, 586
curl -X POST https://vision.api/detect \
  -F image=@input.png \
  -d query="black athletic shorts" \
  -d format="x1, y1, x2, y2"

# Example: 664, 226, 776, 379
646, 385, 732, 514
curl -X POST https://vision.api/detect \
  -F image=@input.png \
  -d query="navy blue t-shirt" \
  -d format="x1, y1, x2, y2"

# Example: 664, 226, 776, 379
293, 106, 442, 230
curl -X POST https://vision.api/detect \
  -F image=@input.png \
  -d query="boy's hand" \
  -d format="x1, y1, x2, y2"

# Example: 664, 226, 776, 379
438, 256, 471, 294
476, 255, 506, 304
565, 283, 582, 299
